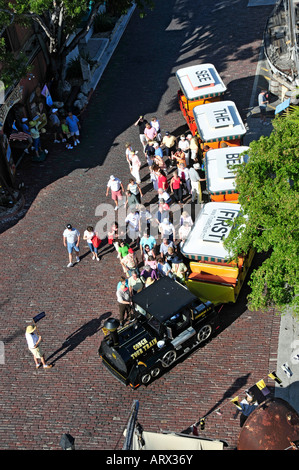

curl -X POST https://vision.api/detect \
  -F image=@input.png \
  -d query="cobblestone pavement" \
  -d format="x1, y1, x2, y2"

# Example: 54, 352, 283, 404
0, 0, 280, 450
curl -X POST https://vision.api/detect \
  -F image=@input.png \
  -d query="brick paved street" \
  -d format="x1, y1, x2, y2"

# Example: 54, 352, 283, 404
0, 0, 280, 450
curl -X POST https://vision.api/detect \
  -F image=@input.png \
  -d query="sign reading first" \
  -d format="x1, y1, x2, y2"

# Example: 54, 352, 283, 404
202, 208, 239, 243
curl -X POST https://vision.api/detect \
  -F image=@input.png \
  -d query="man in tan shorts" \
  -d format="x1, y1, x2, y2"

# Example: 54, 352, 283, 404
25, 325, 52, 369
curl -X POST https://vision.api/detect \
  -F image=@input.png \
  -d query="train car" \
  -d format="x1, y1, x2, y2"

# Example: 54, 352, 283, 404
193, 100, 246, 148
205, 146, 249, 202
176, 64, 227, 134
181, 202, 254, 304
99, 277, 220, 389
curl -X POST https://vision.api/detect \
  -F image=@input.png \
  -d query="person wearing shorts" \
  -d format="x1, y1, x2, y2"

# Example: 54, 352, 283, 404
63, 224, 80, 267
25, 325, 52, 369
106, 175, 124, 210
66, 111, 81, 146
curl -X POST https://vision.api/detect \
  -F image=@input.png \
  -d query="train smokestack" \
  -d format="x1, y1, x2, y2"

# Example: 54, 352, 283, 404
104, 318, 120, 347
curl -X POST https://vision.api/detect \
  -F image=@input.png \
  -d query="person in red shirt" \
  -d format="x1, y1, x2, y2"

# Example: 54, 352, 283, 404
170, 170, 183, 204
157, 169, 168, 191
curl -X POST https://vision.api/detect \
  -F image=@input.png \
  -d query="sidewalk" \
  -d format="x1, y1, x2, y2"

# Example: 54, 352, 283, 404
244, 44, 299, 414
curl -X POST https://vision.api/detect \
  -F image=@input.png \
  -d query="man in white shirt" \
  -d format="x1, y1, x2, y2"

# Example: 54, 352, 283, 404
106, 175, 124, 210
25, 325, 52, 369
125, 209, 140, 242
178, 134, 190, 166
178, 163, 191, 195
63, 224, 80, 267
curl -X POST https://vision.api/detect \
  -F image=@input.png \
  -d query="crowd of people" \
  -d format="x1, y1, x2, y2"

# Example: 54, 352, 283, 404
9, 106, 82, 161
63, 114, 211, 327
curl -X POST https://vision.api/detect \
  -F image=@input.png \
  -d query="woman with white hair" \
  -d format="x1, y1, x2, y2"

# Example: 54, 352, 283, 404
130, 151, 142, 184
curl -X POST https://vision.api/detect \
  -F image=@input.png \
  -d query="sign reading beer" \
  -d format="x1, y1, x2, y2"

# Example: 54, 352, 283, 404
202, 208, 239, 243
218, 151, 243, 179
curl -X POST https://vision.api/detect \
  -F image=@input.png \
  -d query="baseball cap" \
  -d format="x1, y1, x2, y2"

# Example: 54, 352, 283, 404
66, 224, 72, 229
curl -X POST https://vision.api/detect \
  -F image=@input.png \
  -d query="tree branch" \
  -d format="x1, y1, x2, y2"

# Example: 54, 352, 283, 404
59, 2, 102, 57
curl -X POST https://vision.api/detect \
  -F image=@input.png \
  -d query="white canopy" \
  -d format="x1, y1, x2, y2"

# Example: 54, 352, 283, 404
176, 63, 226, 101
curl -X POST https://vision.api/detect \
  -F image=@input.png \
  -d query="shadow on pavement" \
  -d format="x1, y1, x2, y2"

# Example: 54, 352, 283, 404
46, 312, 111, 365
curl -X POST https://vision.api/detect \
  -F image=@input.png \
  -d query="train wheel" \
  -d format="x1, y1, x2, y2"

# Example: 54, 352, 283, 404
151, 367, 160, 378
141, 373, 152, 384
161, 350, 177, 368
197, 324, 212, 343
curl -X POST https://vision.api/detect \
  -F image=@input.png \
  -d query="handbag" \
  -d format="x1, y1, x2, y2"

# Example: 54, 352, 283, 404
91, 235, 102, 248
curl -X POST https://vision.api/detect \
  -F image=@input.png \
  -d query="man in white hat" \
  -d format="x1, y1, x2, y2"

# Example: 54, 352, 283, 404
49, 108, 65, 143
25, 325, 52, 369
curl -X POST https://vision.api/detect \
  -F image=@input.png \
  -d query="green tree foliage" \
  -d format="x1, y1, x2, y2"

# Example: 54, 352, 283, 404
225, 107, 299, 315
0, 0, 152, 88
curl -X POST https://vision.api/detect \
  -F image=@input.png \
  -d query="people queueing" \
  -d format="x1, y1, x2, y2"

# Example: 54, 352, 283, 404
52, 113, 208, 332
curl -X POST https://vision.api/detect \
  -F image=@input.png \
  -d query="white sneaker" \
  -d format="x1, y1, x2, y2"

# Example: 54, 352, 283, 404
74, 141, 77, 146
62, 138, 66, 142
24, 148, 29, 154
76, 139, 80, 144
114, 206, 118, 211
54, 139, 60, 143
92, 254, 95, 260
96, 256, 100, 261
76, 256, 80, 263
67, 262, 73, 268
44, 149, 49, 154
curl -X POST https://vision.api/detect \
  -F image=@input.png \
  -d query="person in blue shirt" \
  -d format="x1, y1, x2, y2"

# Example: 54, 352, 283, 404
65, 111, 81, 146
140, 231, 157, 259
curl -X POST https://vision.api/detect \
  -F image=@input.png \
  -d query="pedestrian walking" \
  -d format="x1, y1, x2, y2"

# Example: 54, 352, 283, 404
130, 152, 142, 184
170, 170, 183, 204
144, 140, 156, 171
116, 277, 132, 327
134, 115, 148, 150
49, 108, 65, 143
150, 116, 161, 142
128, 270, 144, 296
127, 178, 143, 203
61, 118, 73, 149
150, 164, 160, 191
125, 208, 140, 243
66, 111, 81, 145
178, 134, 190, 166
29, 122, 48, 159
106, 175, 124, 211
178, 163, 191, 196
25, 325, 52, 369
140, 231, 157, 258
107, 221, 124, 257
187, 134, 199, 162
161, 131, 177, 157
157, 169, 168, 191
121, 248, 139, 277
63, 224, 80, 267
144, 122, 157, 142
125, 142, 133, 169
258, 90, 270, 125
83, 226, 100, 261
125, 189, 139, 209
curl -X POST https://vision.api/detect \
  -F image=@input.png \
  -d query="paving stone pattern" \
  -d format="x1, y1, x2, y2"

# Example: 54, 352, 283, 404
0, 0, 280, 450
